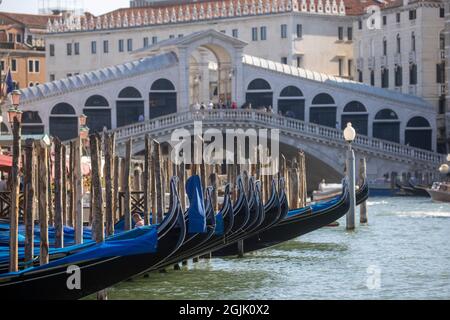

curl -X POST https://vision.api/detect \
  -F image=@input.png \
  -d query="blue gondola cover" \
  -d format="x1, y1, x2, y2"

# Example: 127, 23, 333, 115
186, 175, 207, 233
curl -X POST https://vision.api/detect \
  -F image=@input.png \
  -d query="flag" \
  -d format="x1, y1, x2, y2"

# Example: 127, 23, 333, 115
5, 69, 14, 94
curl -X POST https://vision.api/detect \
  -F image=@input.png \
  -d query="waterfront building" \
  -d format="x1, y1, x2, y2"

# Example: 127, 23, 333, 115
354, 0, 447, 152
445, 0, 450, 152
0, 12, 57, 94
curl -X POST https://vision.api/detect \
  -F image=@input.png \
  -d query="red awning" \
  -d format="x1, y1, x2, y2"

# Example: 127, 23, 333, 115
0, 154, 13, 171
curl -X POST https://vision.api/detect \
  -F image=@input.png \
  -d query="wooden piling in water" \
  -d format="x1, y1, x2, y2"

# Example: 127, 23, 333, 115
24, 139, 35, 265
54, 138, 64, 248
47, 145, 53, 227
61, 144, 67, 226
104, 133, 114, 236
74, 138, 83, 244
178, 162, 186, 212
9, 119, 21, 272
152, 140, 163, 223
68, 141, 74, 227
38, 144, 49, 265
144, 135, 151, 225
113, 155, 120, 223
359, 158, 368, 224
123, 139, 132, 231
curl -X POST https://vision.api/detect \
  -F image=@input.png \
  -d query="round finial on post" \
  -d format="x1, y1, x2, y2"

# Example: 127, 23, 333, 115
343, 122, 356, 143
439, 164, 449, 174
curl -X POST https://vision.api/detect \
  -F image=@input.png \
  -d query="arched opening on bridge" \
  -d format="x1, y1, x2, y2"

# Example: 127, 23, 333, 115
373, 109, 400, 143
116, 87, 144, 127
405, 116, 432, 151
310, 93, 337, 128
278, 86, 305, 120
246, 78, 273, 109
341, 101, 368, 135
149, 78, 177, 119
49, 103, 78, 141
83, 95, 111, 133
22, 111, 45, 135
189, 45, 233, 107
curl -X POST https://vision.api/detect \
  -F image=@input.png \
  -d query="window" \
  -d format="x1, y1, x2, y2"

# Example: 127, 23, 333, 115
178, 34, 183, 38
49, 44, 55, 57
370, 70, 375, 86
411, 32, 416, 52
338, 58, 343, 76
143, 37, 149, 48
383, 38, 387, 56
0, 60, 4, 71
29, 82, 34, 87
232, 29, 238, 38
381, 68, 389, 88
409, 9, 416, 20
281, 57, 288, 64
220, 30, 226, 34
50, 74, 55, 81
396, 34, 401, 54
296, 24, 303, 38
296, 56, 302, 68
8, 33, 13, 43
27, 35, 32, 45
383, 15, 387, 25
347, 27, 353, 41
260, 26, 267, 40
437, 62, 445, 83
169, 34, 175, 39
358, 20, 362, 30
395, 66, 402, 87
152, 36, 157, 44
34, 60, 40, 73
103, 40, 109, 53
74, 42, 80, 55
29, 60, 34, 73
396, 12, 400, 23
348, 59, 353, 78
252, 27, 258, 41
67, 43, 72, 55
440, 8, 445, 18
16, 34, 22, 43
67, 73, 73, 77
91, 41, 97, 54
338, 27, 344, 40
281, 24, 287, 38
127, 39, 133, 51
358, 70, 363, 82
119, 39, 124, 52
11, 59, 17, 72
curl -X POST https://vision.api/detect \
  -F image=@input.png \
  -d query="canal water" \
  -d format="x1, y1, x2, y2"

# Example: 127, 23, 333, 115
102, 197, 450, 300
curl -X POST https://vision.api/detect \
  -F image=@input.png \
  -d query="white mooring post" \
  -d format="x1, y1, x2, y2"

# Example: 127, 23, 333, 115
343, 123, 356, 231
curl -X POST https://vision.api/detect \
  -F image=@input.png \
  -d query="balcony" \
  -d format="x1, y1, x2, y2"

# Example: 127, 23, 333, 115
356, 58, 364, 70
408, 85, 417, 95
439, 83, 447, 96
408, 51, 416, 64
0, 42, 15, 49
380, 55, 388, 68
394, 53, 401, 65
439, 49, 445, 61
368, 57, 375, 69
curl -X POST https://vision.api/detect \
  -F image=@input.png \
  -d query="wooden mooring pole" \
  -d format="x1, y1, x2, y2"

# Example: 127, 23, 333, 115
152, 140, 163, 223
74, 137, 83, 244
54, 138, 64, 248
123, 139, 132, 231
38, 144, 49, 265
144, 134, 151, 225
359, 158, 368, 224
9, 119, 21, 272
104, 133, 115, 236
24, 139, 35, 265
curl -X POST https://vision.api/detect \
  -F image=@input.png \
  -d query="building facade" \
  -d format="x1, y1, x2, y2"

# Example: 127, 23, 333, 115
354, 0, 447, 152
446, 0, 450, 151
45, 0, 356, 82
0, 12, 57, 96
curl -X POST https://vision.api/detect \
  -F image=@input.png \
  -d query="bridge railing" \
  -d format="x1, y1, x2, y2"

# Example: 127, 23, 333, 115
112, 109, 445, 165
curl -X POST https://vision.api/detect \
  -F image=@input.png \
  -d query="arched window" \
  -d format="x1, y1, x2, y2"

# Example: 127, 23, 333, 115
49, 103, 78, 141
341, 101, 368, 135
310, 93, 337, 128
22, 111, 44, 135
116, 87, 144, 127
405, 116, 432, 150
118, 87, 142, 98
245, 78, 273, 109
396, 34, 401, 54
373, 109, 400, 143
84, 95, 111, 133
149, 78, 177, 119
278, 86, 305, 120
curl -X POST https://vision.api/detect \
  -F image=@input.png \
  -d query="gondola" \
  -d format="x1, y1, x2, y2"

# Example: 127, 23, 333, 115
0, 178, 186, 300
215, 178, 369, 256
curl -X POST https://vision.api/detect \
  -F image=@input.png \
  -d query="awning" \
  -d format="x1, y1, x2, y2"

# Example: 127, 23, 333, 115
0, 154, 12, 171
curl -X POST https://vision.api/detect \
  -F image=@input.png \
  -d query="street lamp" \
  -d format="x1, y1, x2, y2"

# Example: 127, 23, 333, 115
343, 122, 356, 230
7, 90, 23, 125
439, 164, 449, 175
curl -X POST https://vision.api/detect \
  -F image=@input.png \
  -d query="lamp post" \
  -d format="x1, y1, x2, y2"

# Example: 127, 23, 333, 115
7, 90, 23, 125
343, 122, 357, 230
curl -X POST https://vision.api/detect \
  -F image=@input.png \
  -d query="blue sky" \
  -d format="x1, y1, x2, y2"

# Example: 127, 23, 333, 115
0, 0, 130, 15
